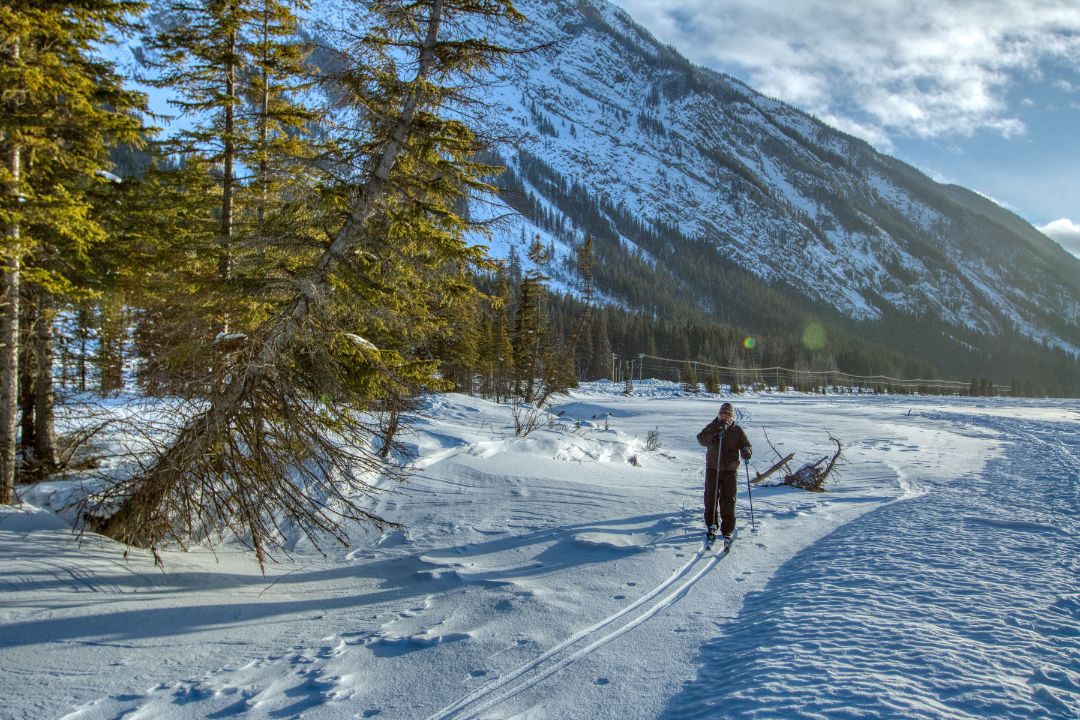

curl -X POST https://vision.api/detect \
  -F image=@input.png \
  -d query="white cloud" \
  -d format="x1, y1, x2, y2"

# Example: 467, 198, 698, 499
1037, 218, 1080, 257
818, 113, 895, 152
1051, 78, 1077, 93
611, 0, 1080, 147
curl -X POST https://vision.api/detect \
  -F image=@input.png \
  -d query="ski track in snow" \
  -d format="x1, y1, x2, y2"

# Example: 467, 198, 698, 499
661, 409, 1080, 720
425, 543, 723, 720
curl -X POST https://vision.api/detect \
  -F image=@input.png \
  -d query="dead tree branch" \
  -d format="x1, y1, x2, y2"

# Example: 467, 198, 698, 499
753, 428, 795, 484
754, 452, 795, 484
784, 436, 842, 492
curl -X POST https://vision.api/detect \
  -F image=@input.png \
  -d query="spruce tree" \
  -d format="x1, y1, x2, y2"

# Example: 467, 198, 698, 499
681, 361, 699, 394
0, 0, 145, 502
139, 0, 318, 339
141, 0, 249, 331
512, 236, 550, 402
88, 0, 525, 564
569, 236, 595, 379
507, 235, 576, 405
243, 0, 315, 227
704, 368, 720, 394
486, 270, 515, 401
589, 310, 613, 380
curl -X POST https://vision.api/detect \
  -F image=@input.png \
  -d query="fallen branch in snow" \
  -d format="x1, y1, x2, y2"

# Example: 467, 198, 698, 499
753, 430, 842, 491
753, 452, 795, 484
783, 436, 842, 492
754, 429, 795, 484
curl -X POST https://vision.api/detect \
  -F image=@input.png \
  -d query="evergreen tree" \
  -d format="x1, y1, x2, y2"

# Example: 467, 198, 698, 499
487, 270, 515, 401
512, 236, 550, 402
569, 236, 595, 379
428, 266, 482, 395
0, 0, 145, 502
506, 243, 522, 286
138, 0, 318, 341
243, 0, 315, 227
142, 1, 239, 331
88, 0, 525, 563
590, 311, 612, 379
704, 367, 720, 394
681, 361, 699, 393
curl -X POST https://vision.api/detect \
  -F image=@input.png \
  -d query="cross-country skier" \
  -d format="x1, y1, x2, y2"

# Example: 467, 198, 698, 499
696, 402, 752, 545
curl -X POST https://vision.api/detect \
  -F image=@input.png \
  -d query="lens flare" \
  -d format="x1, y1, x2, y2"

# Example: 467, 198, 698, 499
742, 336, 756, 350
802, 323, 826, 351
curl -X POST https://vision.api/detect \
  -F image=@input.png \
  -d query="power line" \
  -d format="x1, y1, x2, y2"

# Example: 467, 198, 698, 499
636, 354, 1009, 394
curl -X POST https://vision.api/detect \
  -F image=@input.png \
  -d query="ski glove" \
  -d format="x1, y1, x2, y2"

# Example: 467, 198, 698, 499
740, 447, 752, 460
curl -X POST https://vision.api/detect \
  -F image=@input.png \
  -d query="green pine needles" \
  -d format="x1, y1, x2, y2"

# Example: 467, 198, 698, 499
79, 0, 526, 566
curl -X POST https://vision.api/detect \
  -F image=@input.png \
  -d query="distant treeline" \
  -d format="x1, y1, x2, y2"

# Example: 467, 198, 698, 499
488, 150, 1080, 398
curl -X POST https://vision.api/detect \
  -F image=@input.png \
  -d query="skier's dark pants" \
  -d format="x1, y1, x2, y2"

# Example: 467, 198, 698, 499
704, 467, 738, 536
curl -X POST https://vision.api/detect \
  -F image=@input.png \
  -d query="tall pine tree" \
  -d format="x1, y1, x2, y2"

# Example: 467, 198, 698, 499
0, 0, 145, 502
130, 0, 324, 398
88, 0, 524, 565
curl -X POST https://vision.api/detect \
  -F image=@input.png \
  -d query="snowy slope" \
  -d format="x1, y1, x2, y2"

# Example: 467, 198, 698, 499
2, 386, 1077, 719
470, 0, 1080, 355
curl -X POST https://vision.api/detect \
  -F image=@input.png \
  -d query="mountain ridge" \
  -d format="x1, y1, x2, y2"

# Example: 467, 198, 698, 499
460, 0, 1080, 388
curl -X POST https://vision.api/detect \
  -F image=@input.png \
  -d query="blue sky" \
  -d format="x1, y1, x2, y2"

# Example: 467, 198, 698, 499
611, 0, 1080, 258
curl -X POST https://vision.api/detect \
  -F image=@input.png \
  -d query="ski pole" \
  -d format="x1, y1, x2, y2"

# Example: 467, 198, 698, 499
744, 459, 756, 532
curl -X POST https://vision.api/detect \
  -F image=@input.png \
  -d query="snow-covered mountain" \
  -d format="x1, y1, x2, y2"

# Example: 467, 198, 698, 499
474, 0, 1080, 364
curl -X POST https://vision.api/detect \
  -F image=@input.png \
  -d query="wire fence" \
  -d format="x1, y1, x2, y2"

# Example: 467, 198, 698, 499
609, 353, 1008, 396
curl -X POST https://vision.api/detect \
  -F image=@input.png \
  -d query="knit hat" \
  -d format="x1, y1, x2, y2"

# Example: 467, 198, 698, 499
719, 402, 735, 417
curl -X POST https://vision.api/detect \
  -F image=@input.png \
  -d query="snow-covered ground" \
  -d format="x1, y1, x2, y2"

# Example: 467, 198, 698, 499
2, 383, 1077, 719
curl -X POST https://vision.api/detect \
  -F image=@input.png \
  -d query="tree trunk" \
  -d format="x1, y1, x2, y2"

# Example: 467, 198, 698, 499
257, 8, 270, 234
219, 28, 237, 335
18, 293, 35, 466
752, 452, 795, 484
1, 27, 22, 501
1, 138, 20, 504
97, 301, 124, 394
32, 290, 57, 476
78, 305, 89, 392
94, 0, 446, 546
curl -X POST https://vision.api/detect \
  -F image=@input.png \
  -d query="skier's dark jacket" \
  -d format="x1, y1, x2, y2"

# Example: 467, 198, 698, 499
696, 418, 751, 471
